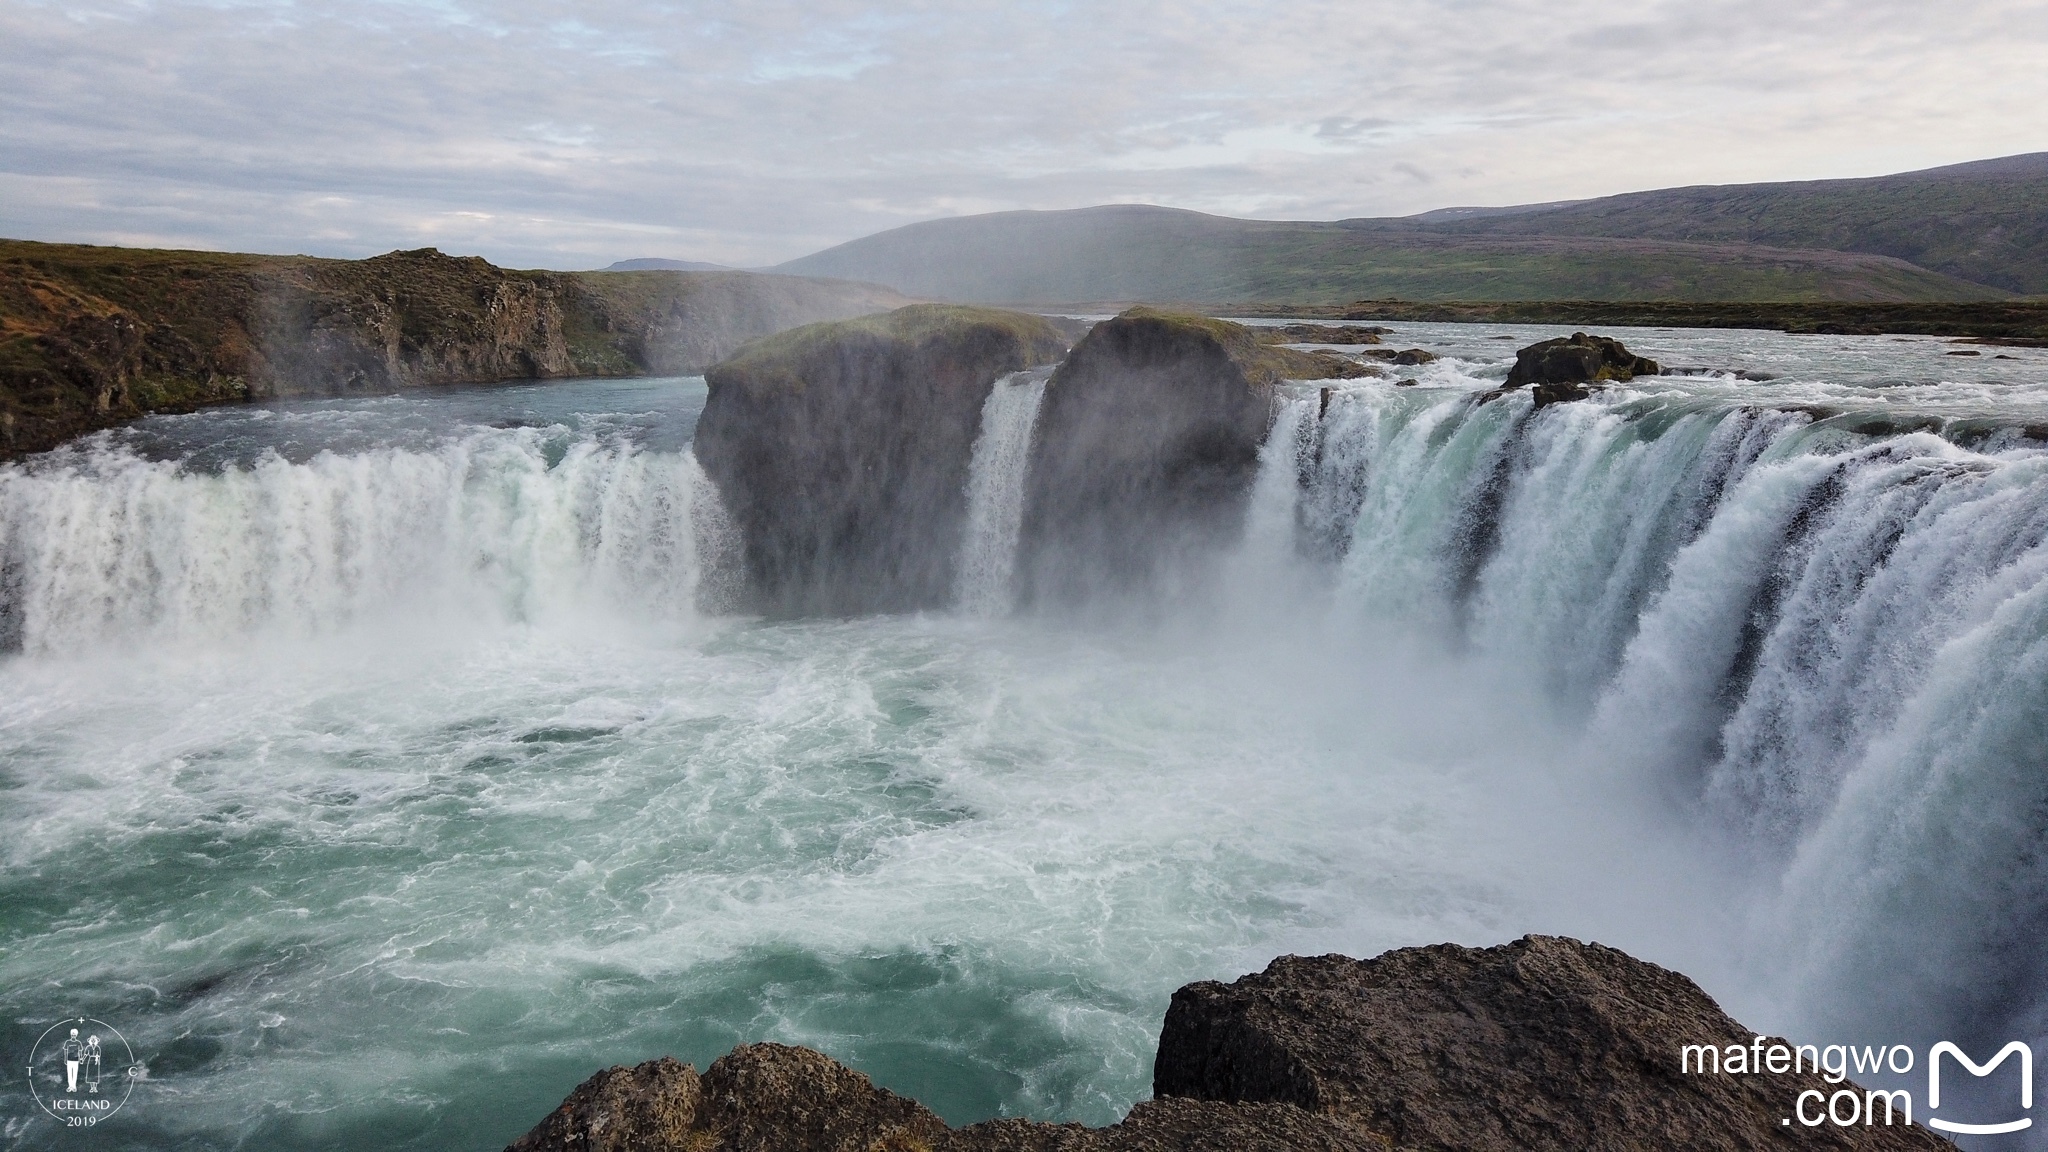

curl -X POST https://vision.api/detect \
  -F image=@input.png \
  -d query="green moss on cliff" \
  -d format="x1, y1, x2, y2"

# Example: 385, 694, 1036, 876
1111, 307, 1371, 388
714, 304, 1069, 396
696, 303, 1069, 616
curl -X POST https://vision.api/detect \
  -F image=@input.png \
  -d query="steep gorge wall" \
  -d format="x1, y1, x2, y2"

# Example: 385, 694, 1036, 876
0, 240, 913, 458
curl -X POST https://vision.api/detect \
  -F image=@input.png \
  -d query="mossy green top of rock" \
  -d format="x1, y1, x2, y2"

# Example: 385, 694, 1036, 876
1103, 307, 1372, 392
1503, 331, 1660, 389
1014, 308, 1365, 608
696, 303, 1070, 617
709, 303, 1069, 397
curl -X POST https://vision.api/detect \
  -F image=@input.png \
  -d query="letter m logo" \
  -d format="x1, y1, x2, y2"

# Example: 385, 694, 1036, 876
1929, 1041, 2033, 1135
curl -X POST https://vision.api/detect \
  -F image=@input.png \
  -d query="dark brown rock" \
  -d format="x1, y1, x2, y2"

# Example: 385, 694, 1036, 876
697, 1043, 949, 1152
695, 304, 1070, 616
508, 1055, 702, 1152
1258, 323, 1389, 345
0, 238, 914, 459
508, 1044, 947, 1152
1494, 331, 1658, 408
1016, 307, 1365, 606
941, 1098, 1384, 1152
1361, 347, 1437, 366
510, 937, 1945, 1152
1153, 936, 1943, 1151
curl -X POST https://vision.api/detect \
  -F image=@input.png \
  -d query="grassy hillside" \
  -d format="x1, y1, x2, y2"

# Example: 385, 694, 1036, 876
775, 154, 2048, 305
0, 239, 911, 458
1221, 299, 2048, 342
774, 205, 2008, 306
1400, 153, 2048, 295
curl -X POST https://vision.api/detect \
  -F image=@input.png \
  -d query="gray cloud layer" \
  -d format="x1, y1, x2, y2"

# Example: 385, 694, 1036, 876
4, 0, 2044, 268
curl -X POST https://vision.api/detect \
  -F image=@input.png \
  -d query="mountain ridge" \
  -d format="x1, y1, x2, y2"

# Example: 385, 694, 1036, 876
773, 153, 2048, 304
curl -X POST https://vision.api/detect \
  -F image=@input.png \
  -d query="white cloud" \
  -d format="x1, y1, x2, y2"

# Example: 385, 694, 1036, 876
1, 0, 2043, 268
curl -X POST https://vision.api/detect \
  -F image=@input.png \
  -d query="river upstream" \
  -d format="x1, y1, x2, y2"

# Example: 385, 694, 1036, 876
3, 323, 2047, 1149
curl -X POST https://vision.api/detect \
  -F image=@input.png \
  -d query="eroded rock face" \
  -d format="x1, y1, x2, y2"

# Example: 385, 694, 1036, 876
1017, 307, 1366, 607
0, 240, 916, 459
1154, 936, 1942, 1151
695, 304, 1070, 616
507, 1044, 944, 1152
512, 937, 1943, 1152
508, 1056, 702, 1152
1489, 332, 1659, 407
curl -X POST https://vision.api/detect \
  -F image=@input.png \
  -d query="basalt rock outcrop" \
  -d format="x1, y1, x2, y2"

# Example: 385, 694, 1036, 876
695, 305, 1070, 616
1155, 937, 1940, 1150
1016, 307, 1368, 606
1482, 332, 1660, 407
511, 936, 1941, 1151
0, 238, 913, 459
509, 1045, 947, 1152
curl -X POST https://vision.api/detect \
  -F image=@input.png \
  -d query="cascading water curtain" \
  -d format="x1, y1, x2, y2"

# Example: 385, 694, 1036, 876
1273, 381, 2048, 1045
0, 430, 739, 653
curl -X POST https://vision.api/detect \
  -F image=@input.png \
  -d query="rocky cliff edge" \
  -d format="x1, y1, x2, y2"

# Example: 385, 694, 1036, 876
0, 239, 914, 458
510, 935, 1941, 1151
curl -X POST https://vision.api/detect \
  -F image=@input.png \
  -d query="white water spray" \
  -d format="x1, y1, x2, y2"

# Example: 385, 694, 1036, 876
0, 429, 736, 652
1246, 375, 2048, 1048
955, 370, 1049, 616
7, 337, 2048, 1151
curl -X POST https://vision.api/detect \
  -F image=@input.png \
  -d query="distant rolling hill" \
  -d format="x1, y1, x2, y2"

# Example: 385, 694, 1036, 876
1400, 153, 2048, 296
606, 257, 732, 271
774, 154, 2048, 305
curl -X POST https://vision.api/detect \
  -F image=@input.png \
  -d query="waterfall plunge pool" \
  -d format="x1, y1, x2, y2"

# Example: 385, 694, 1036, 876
4, 325, 2048, 1150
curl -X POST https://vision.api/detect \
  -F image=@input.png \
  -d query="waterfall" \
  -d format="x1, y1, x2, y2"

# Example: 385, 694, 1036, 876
0, 429, 737, 652
1283, 379, 2048, 1042
955, 370, 1049, 616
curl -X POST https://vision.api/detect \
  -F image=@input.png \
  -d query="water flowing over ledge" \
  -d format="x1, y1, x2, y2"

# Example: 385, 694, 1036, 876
5, 330, 2048, 1151
955, 370, 1051, 617
0, 429, 738, 652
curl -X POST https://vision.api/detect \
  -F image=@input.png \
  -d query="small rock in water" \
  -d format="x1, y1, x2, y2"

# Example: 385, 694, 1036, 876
1362, 347, 1437, 365
1260, 323, 1389, 345
1481, 332, 1658, 407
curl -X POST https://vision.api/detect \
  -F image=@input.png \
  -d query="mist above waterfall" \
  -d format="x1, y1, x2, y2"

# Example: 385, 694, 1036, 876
3, 325, 2047, 1150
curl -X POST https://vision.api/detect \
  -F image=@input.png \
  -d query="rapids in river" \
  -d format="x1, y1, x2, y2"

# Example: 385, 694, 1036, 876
3, 325, 2047, 1149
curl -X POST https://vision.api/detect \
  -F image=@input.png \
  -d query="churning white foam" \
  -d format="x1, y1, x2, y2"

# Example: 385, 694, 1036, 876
0, 429, 737, 653
8, 333, 2048, 1150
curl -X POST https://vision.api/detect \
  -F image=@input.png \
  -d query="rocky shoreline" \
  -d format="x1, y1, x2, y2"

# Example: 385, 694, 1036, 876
508, 936, 1943, 1151
0, 239, 912, 459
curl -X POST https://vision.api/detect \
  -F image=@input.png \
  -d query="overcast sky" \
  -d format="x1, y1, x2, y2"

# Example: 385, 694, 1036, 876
3, 0, 2044, 269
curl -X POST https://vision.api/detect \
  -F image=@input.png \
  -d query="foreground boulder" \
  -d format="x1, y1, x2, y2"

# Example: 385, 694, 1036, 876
1489, 332, 1660, 406
1157, 937, 1939, 1150
695, 304, 1069, 616
1017, 307, 1367, 606
509, 1044, 946, 1152
513, 936, 1939, 1151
